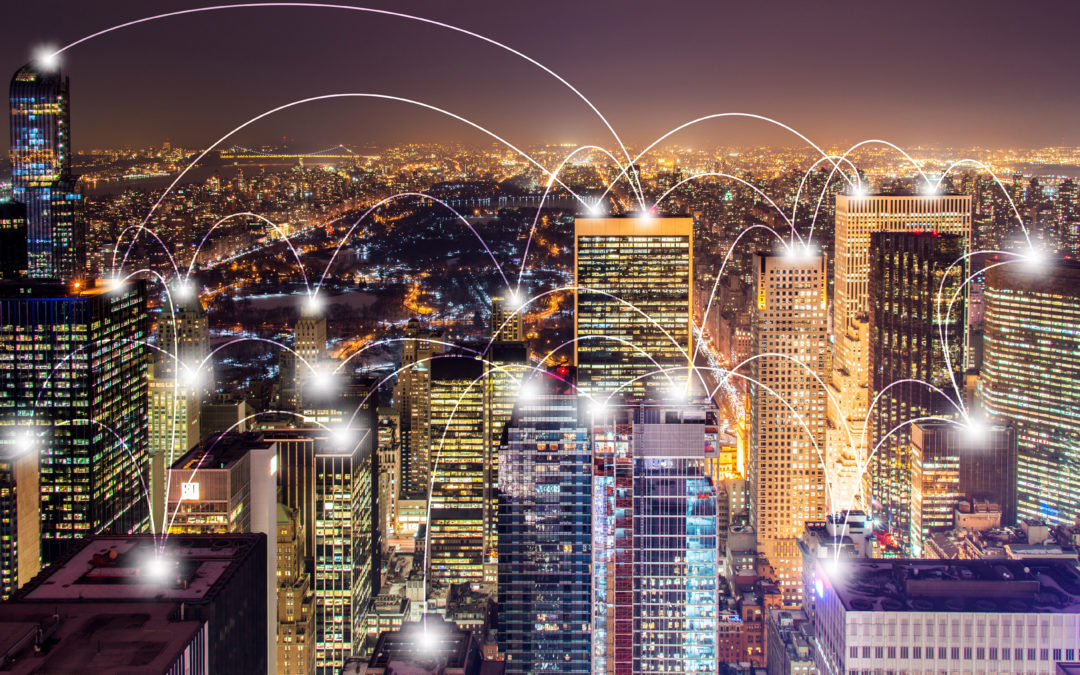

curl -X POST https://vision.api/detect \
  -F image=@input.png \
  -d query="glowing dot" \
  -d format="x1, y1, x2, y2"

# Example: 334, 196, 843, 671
181, 363, 203, 390
590, 400, 608, 417
851, 182, 867, 198
173, 281, 195, 301
518, 378, 539, 401
305, 294, 323, 314
329, 425, 354, 449
588, 202, 603, 216
33, 45, 60, 71
146, 554, 173, 581
1021, 246, 1045, 271
923, 181, 939, 195
963, 417, 988, 444
12, 429, 35, 456
418, 626, 441, 652
307, 364, 336, 393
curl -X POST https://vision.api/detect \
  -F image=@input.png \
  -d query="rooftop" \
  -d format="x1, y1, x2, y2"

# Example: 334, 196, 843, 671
171, 431, 272, 471
16, 534, 264, 604
0, 602, 204, 674
819, 558, 1080, 614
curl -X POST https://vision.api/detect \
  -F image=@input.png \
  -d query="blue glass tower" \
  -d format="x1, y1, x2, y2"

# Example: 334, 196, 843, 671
9, 64, 83, 281
497, 389, 592, 674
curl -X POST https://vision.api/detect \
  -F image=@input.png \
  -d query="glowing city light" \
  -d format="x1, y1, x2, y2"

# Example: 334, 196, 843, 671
517, 377, 539, 401
418, 624, 442, 652
11, 428, 35, 456
173, 280, 195, 301
32, 45, 60, 71
181, 362, 204, 390
1021, 245, 1046, 271
144, 553, 174, 582
962, 416, 988, 444
329, 425, 354, 449
307, 364, 336, 393
590, 400, 608, 418
305, 293, 323, 314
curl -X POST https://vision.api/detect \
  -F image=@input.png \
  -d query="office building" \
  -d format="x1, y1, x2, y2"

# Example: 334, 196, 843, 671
312, 427, 374, 673
575, 216, 693, 401
0, 280, 148, 564
749, 251, 828, 607
980, 259, 1080, 526
0, 443, 38, 600
147, 364, 200, 532
497, 389, 591, 674
490, 293, 523, 342
807, 558, 1080, 674
591, 402, 720, 675
910, 420, 1018, 555
483, 338, 528, 583
278, 503, 317, 675
9, 64, 83, 281
828, 193, 970, 516
377, 407, 401, 552
392, 318, 443, 498
868, 232, 965, 552
427, 356, 486, 596
7, 533, 268, 674
765, 608, 813, 675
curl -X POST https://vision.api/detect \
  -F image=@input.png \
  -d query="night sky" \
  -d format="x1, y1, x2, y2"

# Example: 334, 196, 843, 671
4, 0, 1080, 151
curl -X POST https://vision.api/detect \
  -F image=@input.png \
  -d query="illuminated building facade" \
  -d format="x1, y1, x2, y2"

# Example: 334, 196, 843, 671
392, 318, 443, 498
0, 444, 38, 600
483, 339, 528, 583
980, 260, 1080, 526
497, 391, 591, 674
277, 503, 317, 675
868, 232, 965, 552
909, 420, 1017, 555
312, 428, 373, 674
0, 280, 147, 565
575, 216, 693, 402
592, 403, 719, 675
9, 65, 83, 281
828, 193, 970, 515
749, 252, 827, 607
427, 356, 486, 594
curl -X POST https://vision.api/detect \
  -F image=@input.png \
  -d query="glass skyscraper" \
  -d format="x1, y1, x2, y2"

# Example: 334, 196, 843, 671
980, 259, 1080, 525
575, 216, 693, 402
868, 232, 965, 552
0, 279, 148, 565
9, 65, 83, 281
497, 390, 591, 674
592, 403, 719, 675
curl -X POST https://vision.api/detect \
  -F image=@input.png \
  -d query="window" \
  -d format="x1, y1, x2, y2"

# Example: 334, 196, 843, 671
913, 647, 921, 659
976, 647, 984, 660
1053, 649, 1062, 661
887, 647, 896, 659
850, 646, 859, 658
963, 647, 972, 659
875, 647, 884, 659
951, 647, 960, 660
1040, 649, 1049, 661
900, 647, 909, 659
863, 647, 871, 659
989, 648, 997, 660
1027, 648, 1036, 661
938, 647, 947, 660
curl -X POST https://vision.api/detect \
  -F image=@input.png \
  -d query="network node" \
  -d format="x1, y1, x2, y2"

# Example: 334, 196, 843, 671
33, 45, 60, 71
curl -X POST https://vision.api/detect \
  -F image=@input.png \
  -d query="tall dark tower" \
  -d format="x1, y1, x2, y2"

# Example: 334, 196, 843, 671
9, 63, 83, 281
868, 231, 965, 553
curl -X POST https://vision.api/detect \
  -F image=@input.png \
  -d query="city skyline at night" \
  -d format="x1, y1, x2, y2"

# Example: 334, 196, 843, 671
1, 3, 1080, 675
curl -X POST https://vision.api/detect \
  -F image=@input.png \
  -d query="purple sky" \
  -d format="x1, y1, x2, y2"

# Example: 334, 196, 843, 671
5, 0, 1080, 151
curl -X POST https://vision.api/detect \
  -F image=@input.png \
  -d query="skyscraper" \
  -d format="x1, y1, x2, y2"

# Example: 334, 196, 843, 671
277, 503, 317, 675
497, 387, 591, 674
392, 318, 443, 498
980, 259, 1080, 525
868, 232, 965, 552
749, 251, 827, 607
575, 216, 693, 402
0, 279, 148, 565
9, 65, 83, 281
828, 193, 971, 517
427, 356, 486, 597
591, 402, 720, 675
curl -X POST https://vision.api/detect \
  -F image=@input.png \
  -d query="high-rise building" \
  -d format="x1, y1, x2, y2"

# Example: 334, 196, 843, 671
497, 388, 591, 674
591, 402, 720, 675
0, 201, 27, 279
392, 318, 443, 498
427, 356, 486, 597
868, 232, 965, 551
264, 425, 376, 674
376, 407, 401, 553
277, 503, 317, 675
165, 432, 278, 671
9, 65, 83, 281
575, 216, 693, 402
0, 280, 148, 565
156, 298, 210, 377
0, 443, 38, 601
357, 614, 505, 674
980, 259, 1080, 526
807, 558, 1080, 674
749, 252, 828, 607
6, 533, 268, 674
491, 293, 524, 342
828, 193, 970, 516
909, 420, 1017, 555
311, 427, 374, 674
483, 337, 528, 583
